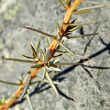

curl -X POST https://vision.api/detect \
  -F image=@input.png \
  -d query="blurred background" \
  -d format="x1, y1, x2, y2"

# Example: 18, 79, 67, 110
0, 0, 110, 110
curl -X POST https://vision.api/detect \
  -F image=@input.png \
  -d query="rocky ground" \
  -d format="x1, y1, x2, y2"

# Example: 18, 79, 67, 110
0, 0, 110, 110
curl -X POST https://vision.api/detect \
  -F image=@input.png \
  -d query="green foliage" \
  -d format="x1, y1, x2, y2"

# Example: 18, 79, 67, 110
0, 38, 4, 50
0, 98, 10, 105
5, 0, 20, 20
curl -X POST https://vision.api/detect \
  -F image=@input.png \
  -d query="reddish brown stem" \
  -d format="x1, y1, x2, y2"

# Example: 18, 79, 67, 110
0, 0, 82, 109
